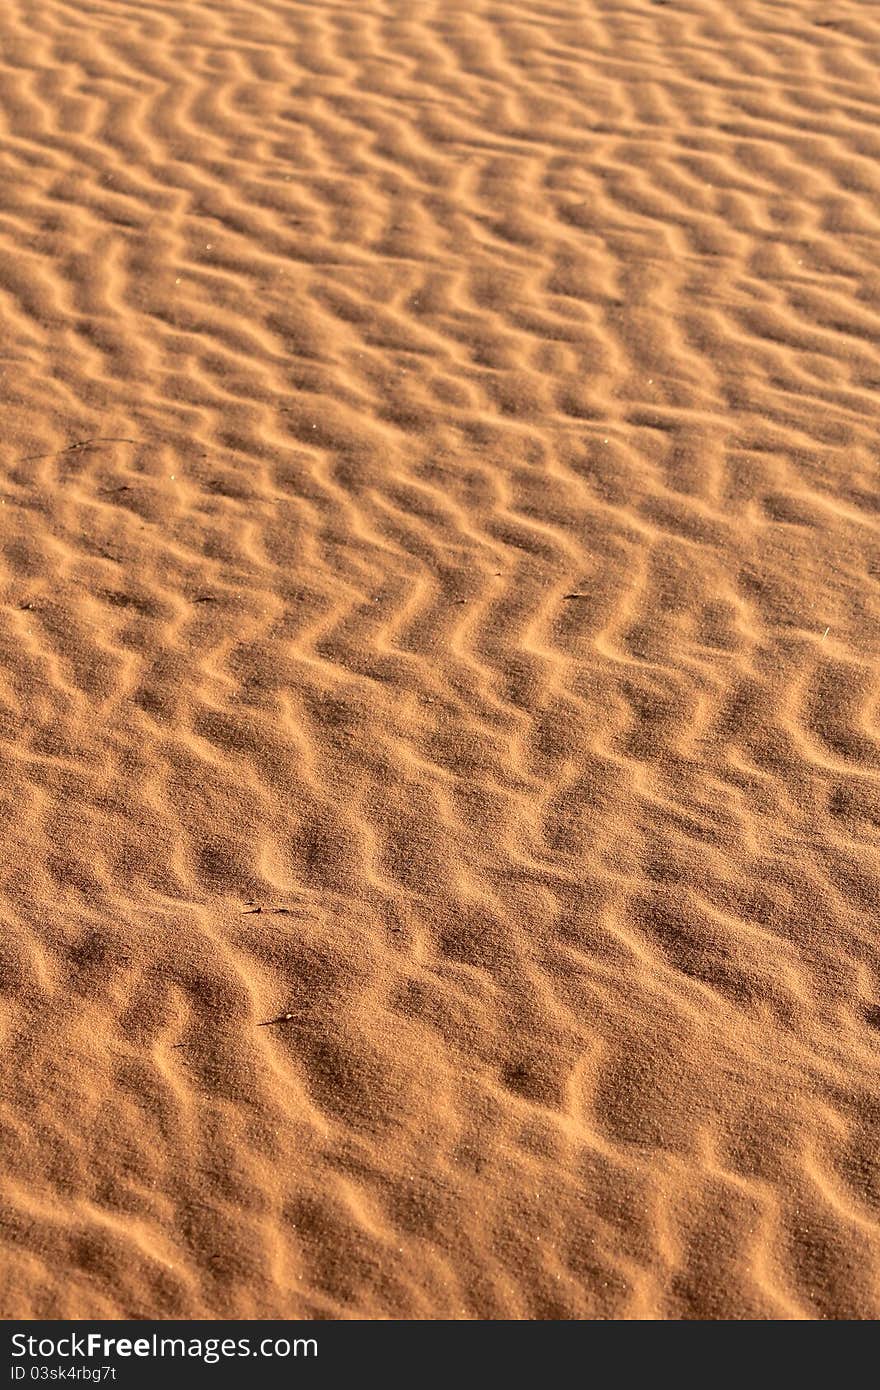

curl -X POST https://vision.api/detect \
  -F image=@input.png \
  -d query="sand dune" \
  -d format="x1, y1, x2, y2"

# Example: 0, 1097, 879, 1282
1, 0, 879, 1319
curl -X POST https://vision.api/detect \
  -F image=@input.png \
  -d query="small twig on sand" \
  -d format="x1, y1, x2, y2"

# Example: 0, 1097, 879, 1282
241, 905, 298, 916
16, 437, 138, 464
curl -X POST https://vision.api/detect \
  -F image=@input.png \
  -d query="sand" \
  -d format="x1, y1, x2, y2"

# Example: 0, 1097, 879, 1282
1, 0, 879, 1321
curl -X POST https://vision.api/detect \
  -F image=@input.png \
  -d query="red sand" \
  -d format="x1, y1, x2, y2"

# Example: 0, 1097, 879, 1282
1, 0, 879, 1319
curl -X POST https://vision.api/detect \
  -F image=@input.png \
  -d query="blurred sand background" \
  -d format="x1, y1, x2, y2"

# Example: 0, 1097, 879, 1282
1, 0, 880, 1318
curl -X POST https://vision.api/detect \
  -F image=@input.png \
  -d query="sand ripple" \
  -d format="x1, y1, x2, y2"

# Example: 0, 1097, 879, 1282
1, 0, 879, 1318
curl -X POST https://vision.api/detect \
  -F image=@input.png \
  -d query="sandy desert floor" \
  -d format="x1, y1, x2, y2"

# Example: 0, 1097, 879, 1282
1, 0, 879, 1320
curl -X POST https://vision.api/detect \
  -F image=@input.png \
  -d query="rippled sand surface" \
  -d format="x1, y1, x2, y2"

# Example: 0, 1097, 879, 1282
1, 0, 879, 1319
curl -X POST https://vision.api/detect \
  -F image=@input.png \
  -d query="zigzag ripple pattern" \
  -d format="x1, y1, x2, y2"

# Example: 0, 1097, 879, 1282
1, 0, 879, 1318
